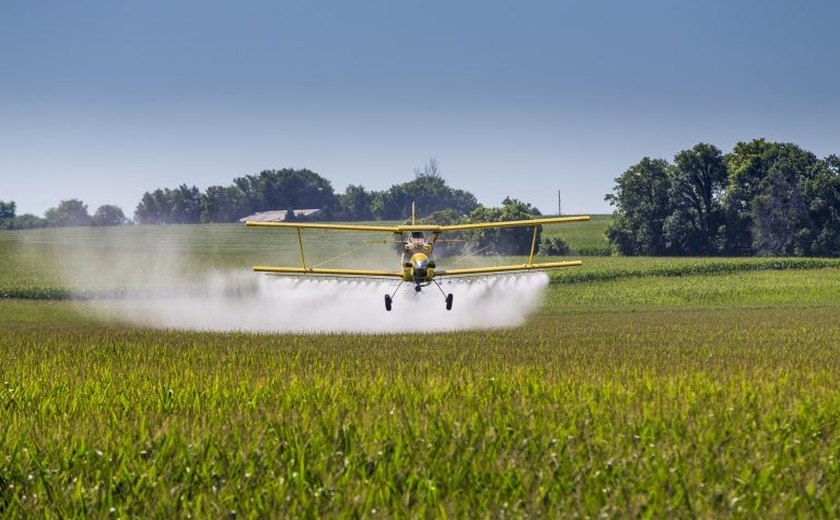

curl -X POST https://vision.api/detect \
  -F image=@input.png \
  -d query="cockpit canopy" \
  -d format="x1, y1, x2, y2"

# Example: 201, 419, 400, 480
410, 231, 425, 239
411, 252, 429, 271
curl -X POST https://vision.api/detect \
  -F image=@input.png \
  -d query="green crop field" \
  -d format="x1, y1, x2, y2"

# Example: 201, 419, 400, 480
542, 214, 612, 255
2, 224, 840, 517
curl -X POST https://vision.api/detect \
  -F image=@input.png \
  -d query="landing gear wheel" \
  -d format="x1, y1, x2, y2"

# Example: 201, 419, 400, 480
445, 293, 454, 311
414, 285, 422, 293
384, 294, 392, 312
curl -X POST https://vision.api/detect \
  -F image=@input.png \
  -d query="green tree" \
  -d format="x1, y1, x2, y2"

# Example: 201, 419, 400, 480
464, 198, 542, 255
419, 208, 467, 256
233, 169, 338, 215
723, 140, 820, 254
606, 141, 840, 257
0, 200, 17, 230
605, 158, 672, 255
6, 214, 46, 229
808, 155, 840, 256
135, 186, 201, 224
201, 185, 246, 223
664, 144, 728, 254
0, 200, 15, 220
540, 236, 571, 255
135, 189, 172, 224
91, 205, 127, 226
338, 185, 374, 220
169, 185, 202, 224
371, 160, 479, 220
750, 164, 812, 255
44, 199, 91, 227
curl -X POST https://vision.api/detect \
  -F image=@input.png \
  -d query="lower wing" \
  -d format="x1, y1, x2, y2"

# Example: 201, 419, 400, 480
435, 260, 582, 279
253, 265, 404, 281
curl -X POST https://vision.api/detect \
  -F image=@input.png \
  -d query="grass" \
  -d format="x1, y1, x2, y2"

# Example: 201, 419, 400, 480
2, 224, 840, 516
542, 214, 612, 254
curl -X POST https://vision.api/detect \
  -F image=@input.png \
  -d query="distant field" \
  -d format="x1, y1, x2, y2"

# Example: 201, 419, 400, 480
0, 215, 611, 292
542, 213, 611, 254
3, 224, 840, 516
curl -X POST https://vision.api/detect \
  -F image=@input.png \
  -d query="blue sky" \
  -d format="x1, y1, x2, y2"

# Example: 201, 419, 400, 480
2, 0, 839, 217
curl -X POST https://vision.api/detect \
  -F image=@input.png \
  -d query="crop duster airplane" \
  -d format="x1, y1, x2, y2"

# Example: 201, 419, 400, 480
246, 208, 590, 311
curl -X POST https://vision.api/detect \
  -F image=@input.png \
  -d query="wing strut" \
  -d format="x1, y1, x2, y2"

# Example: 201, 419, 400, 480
528, 225, 538, 265
296, 228, 306, 268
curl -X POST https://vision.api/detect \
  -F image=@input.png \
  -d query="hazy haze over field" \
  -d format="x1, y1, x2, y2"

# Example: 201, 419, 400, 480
40, 229, 550, 332
91, 273, 550, 333
2, 1, 839, 216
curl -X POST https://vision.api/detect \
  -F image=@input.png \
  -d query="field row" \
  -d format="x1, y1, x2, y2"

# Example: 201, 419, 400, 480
3, 308, 840, 516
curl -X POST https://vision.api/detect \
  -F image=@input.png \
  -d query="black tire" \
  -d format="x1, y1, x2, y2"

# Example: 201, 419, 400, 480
445, 293, 453, 311
384, 294, 392, 312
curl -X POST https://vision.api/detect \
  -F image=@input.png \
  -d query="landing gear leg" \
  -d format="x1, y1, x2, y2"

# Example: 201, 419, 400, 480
432, 280, 454, 311
385, 282, 404, 312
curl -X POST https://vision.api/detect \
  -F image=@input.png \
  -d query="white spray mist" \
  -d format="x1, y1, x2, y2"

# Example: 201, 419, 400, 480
46, 228, 550, 333
92, 271, 550, 333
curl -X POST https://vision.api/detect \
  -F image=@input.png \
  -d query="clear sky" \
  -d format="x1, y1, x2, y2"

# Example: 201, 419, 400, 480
2, 0, 839, 217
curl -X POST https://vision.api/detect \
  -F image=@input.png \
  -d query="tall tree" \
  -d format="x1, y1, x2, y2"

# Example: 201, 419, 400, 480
808, 155, 840, 256
135, 186, 201, 224
723, 140, 820, 254
201, 185, 246, 223
0, 200, 15, 220
370, 161, 479, 220
0, 200, 17, 230
169, 185, 202, 224
663, 143, 728, 254
750, 164, 812, 255
338, 184, 374, 220
44, 199, 91, 227
135, 189, 172, 224
91, 205, 127, 226
5, 214, 45, 230
464, 197, 542, 255
233, 169, 338, 215
605, 158, 672, 255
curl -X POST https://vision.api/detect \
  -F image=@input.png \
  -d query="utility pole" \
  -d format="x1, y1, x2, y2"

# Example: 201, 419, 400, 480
558, 189, 562, 216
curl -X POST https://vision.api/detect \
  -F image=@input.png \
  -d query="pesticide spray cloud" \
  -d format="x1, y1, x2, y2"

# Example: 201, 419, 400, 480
92, 271, 549, 333
48, 229, 549, 333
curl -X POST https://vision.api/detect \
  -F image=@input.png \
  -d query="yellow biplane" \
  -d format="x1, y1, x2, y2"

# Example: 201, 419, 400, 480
246, 208, 589, 311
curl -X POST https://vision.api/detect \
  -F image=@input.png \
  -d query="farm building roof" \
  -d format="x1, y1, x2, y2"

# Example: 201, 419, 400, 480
238, 209, 322, 223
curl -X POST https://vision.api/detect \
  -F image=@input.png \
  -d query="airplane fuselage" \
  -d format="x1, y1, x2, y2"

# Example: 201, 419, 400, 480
400, 232, 437, 286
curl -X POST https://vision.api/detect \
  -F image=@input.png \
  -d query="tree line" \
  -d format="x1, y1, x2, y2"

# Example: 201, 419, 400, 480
1, 157, 560, 255
0, 200, 127, 230
0, 160, 479, 229
605, 139, 840, 257
134, 160, 480, 225
130, 160, 556, 255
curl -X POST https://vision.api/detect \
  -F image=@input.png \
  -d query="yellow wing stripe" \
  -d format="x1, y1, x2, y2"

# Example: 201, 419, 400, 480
436, 260, 583, 277
253, 266, 405, 278
437, 215, 590, 231
246, 221, 400, 232
246, 215, 590, 233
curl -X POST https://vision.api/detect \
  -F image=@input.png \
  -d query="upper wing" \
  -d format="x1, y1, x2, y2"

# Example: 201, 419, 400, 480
436, 260, 583, 279
253, 265, 404, 279
247, 216, 589, 280
247, 221, 403, 279
246, 215, 590, 233
437, 215, 590, 232
246, 221, 400, 232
